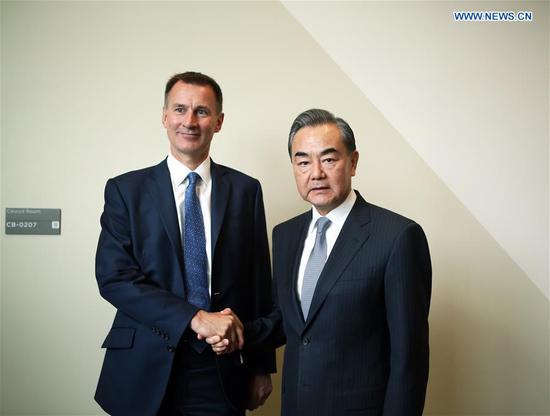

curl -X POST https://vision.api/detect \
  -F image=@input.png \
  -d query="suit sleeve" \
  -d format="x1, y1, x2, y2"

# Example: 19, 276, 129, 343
244, 222, 286, 353
95, 178, 198, 344
383, 222, 432, 415
241, 182, 278, 374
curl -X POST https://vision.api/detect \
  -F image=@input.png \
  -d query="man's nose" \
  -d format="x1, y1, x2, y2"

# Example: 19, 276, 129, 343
310, 160, 325, 179
182, 111, 198, 127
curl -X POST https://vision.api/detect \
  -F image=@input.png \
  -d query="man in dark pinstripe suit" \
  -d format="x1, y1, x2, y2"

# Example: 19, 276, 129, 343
211, 108, 432, 415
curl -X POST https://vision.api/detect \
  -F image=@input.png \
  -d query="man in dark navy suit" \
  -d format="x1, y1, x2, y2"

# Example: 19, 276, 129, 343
211, 109, 431, 415
94, 72, 274, 416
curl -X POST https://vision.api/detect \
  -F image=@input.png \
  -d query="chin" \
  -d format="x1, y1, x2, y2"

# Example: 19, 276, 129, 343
309, 199, 333, 211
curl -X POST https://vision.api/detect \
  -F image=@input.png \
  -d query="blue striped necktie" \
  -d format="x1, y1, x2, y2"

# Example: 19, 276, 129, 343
183, 172, 210, 311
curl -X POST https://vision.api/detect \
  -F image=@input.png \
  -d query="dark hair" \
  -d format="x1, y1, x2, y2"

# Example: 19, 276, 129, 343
288, 108, 356, 157
164, 72, 223, 113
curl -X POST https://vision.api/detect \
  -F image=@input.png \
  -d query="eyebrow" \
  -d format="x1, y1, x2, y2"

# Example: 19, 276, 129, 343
293, 147, 339, 159
171, 103, 211, 113
320, 147, 338, 156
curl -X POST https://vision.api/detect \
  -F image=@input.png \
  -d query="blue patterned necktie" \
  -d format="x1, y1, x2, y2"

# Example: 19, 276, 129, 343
183, 172, 210, 311
301, 217, 331, 319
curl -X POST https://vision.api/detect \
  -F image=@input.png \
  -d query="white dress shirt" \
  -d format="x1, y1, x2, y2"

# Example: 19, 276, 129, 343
296, 190, 357, 299
166, 154, 212, 293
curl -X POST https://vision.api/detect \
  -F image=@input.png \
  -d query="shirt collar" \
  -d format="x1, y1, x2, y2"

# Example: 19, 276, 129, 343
308, 190, 357, 234
167, 154, 212, 188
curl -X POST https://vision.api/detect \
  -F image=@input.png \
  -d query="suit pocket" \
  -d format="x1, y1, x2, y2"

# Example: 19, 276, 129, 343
101, 327, 135, 349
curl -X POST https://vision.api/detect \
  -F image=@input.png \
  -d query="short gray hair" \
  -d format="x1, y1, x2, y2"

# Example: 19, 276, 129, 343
288, 109, 356, 158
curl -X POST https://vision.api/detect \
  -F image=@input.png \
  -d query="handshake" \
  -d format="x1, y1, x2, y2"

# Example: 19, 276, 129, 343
190, 308, 272, 410
190, 307, 243, 354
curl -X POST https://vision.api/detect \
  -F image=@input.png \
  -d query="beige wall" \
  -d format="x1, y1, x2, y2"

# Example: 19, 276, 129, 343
1, 1, 548, 415
283, 0, 549, 299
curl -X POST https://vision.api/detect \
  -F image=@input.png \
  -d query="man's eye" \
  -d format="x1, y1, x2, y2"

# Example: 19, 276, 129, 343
323, 158, 335, 163
197, 109, 208, 116
297, 161, 309, 167
175, 107, 184, 113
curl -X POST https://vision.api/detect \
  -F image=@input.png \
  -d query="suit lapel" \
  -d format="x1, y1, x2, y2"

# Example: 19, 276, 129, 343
210, 161, 230, 260
303, 194, 371, 331
145, 160, 185, 278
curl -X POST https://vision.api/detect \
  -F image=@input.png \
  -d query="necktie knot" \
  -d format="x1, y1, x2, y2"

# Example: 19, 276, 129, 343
187, 172, 200, 188
316, 217, 331, 235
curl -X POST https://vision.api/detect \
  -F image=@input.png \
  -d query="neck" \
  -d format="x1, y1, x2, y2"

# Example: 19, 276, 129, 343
170, 149, 208, 171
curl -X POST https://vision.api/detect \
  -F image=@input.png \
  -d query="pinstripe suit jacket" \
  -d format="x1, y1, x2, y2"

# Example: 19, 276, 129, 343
251, 191, 431, 416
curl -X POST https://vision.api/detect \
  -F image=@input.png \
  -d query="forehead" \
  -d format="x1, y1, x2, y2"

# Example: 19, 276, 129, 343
166, 81, 216, 107
292, 123, 345, 154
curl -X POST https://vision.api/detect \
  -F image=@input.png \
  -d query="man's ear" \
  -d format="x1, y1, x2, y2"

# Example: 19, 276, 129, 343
161, 107, 168, 128
350, 150, 359, 176
214, 112, 225, 133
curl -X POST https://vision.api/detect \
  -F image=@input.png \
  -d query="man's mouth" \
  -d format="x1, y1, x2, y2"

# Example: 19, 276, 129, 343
177, 130, 199, 137
309, 186, 330, 193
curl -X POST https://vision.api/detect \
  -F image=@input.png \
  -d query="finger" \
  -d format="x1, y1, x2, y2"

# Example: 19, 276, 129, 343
214, 344, 231, 354
205, 335, 222, 345
211, 341, 229, 350
212, 338, 229, 349
222, 326, 235, 346
217, 339, 230, 348
220, 307, 232, 315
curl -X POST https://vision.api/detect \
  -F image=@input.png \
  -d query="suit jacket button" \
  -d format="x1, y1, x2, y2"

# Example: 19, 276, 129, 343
302, 337, 310, 346
167, 345, 176, 353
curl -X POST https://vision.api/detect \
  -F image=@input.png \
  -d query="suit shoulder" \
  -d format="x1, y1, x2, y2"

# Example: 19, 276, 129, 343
108, 163, 161, 185
102, 162, 167, 198
366, 201, 423, 235
273, 211, 310, 235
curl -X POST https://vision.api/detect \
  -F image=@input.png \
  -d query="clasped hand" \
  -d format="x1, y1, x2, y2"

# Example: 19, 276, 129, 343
191, 309, 273, 409
191, 308, 243, 353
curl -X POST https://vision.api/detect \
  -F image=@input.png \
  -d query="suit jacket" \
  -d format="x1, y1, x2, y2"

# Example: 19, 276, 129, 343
250, 191, 431, 416
94, 159, 275, 416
